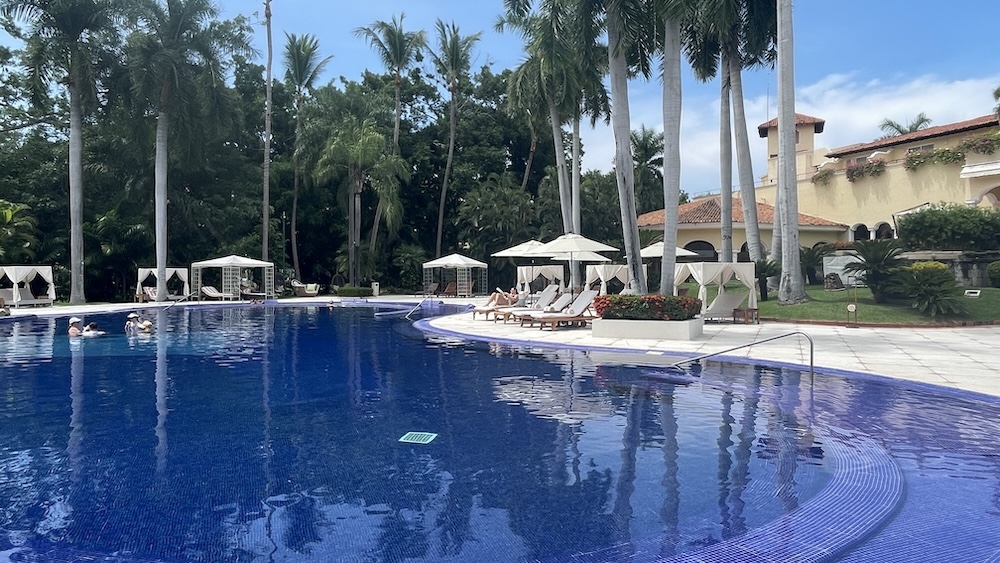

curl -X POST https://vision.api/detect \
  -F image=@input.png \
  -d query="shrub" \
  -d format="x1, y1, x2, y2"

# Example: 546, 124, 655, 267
594, 294, 702, 321
811, 168, 834, 185
800, 245, 833, 285
337, 286, 373, 298
957, 131, 1000, 155
844, 239, 906, 303
889, 266, 968, 317
909, 260, 948, 272
845, 164, 865, 182
896, 203, 1000, 251
988, 261, 1000, 288
864, 158, 886, 177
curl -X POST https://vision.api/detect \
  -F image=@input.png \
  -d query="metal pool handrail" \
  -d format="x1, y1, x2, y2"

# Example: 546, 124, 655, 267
669, 331, 814, 377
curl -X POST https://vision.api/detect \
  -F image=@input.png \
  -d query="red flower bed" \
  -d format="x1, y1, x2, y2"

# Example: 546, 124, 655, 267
593, 294, 702, 321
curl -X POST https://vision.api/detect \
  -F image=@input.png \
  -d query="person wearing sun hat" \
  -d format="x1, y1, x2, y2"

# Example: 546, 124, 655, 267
68, 317, 83, 336
124, 312, 141, 335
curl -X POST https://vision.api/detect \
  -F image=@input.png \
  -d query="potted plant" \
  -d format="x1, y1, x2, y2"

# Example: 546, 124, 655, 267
591, 294, 704, 340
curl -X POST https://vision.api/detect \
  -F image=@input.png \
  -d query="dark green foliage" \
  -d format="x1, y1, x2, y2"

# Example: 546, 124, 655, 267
988, 261, 1000, 288
593, 294, 702, 321
800, 245, 832, 285
889, 265, 968, 317
896, 204, 1000, 251
755, 259, 780, 301
844, 239, 906, 303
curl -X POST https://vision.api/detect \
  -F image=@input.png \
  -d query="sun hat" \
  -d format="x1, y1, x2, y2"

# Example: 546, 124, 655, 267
69, 317, 82, 324
127, 313, 140, 319
140, 320, 153, 328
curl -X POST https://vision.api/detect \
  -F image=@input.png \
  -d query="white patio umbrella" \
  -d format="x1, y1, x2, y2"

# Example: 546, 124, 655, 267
548, 250, 611, 263
640, 241, 699, 259
492, 239, 545, 257
530, 233, 618, 255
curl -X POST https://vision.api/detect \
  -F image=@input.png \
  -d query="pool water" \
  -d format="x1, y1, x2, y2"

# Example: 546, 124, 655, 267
1, 306, 999, 562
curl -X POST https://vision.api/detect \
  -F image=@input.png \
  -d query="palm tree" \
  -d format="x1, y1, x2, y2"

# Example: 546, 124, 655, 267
844, 239, 905, 304
430, 19, 480, 258
284, 32, 332, 279
127, 0, 252, 301
631, 125, 664, 215
993, 85, 1000, 121
355, 14, 426, 252
775, 0, 806, 303
316, 117, 409, 287
261, 0, 272, 262
1, 0, 119, 304
0, 200, 38, 262
879, 112, 932, 137
658, 0, 689, 294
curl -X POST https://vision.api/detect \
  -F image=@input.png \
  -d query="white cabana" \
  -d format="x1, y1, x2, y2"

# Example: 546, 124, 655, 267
640, 242, 699, 259
422, 253, 488, 297
674, 262, 757, 312
0, 265, 55, 307
136, 267, 191, 298
585, 264, 648, 295
190, 255, 275, 301
516, 265, 566, 293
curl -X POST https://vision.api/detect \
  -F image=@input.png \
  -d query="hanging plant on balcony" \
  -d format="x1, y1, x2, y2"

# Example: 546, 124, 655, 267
845, 164, 865, 182
811, 168, 834, 185
863, 158, 886, 177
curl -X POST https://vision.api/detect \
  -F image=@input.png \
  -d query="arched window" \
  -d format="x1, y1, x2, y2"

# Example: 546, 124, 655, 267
685, 241, 718, 262
874, 223, 894, 239
852, 224, 871, 242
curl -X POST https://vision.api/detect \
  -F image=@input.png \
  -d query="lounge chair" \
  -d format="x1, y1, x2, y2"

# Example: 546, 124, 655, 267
438, 281, 457, 297
291, 279, 319, 297
0, 288, 14, 308
424, 282, 439, 296
524, 289, 600, 330
516, 292, 577, 327
471, 290, 526, 320
201, 285, 235, 300
492, 285, 560, 323
701, 290, 749, 322
16, 287, 52, 307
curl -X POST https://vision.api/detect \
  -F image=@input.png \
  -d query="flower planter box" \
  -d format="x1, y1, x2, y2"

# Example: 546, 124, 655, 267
591, 317, 703, 340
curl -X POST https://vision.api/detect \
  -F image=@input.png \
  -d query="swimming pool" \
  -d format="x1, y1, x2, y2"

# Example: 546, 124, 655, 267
1, 305, 999, 562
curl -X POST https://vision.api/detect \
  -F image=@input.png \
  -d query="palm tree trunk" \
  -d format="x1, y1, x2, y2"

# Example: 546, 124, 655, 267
777, 0, 806, 302
607, 12, 646, 294
720, 56, 733, 264
570, 116, 583, 288
371, 70, 404, 254
547, 95, 572, 234
68, 80, 85, 304
291, 105, 302, 280
154, 106, 169, 302
349, 170, 362, 286
521, 117, 537, 191
261, 0, 273, 262
730, 64, 763, 262
660, 19, 682, 295
435, 91, 458, 258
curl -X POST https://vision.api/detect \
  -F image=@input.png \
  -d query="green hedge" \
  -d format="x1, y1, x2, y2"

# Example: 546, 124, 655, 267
896, 204, 1000, 251
337, 286, 374, 298
593, 294, 702, 321
988, 261, 1000, 288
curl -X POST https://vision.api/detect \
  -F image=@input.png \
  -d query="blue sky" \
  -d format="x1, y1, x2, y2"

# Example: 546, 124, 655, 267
5, 1, 999, 196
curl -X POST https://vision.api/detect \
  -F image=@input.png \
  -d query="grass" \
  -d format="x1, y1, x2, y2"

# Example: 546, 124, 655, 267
685, 283, 1000, 326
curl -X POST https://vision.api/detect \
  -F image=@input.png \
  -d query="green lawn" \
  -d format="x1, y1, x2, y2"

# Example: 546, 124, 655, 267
686, 283, 1000, 326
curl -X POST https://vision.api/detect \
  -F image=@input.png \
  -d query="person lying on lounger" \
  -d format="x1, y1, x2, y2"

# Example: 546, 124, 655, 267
484, 287, 518, 307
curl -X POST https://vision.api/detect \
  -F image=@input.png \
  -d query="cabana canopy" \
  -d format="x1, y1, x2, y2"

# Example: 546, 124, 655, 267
0, 265, 55, 306
673, 262, 757, 311
136, 267, 190, 297
422, 253, 487, 297
516, 265, 565, 293
191, 255, 275, 300
586, 264, 648, 295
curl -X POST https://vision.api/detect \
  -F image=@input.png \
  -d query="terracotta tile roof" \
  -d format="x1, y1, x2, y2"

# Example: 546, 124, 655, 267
637, 196, 847, 229
757, 113, 826, 137
825, 114, 999, 158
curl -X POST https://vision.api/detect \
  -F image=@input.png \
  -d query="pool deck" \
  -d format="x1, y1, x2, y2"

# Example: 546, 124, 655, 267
6, 295, 1000, 399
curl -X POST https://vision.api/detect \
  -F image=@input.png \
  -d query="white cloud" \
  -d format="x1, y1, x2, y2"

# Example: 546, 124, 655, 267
580, 72, 1000, 197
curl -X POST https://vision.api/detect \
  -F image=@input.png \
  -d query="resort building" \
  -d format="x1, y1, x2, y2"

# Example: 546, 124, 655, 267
639, 112, 1000, 260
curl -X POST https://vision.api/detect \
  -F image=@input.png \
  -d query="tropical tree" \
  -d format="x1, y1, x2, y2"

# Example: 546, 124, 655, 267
775, 0, 806, 303
355, 13, 426, 252
879, 112, 932, 137
844, 239, 905, 304
1, 0, 120, 303
430, 19, 480, 258
658, 0, 688, 294
994, 84, 1000, 121
284, 32, 332, 279
631, 125, 664, 215
0, 200, 38, 262
315, 116, 409, 287
261, 0, 272, 261
127, 0, 252, 301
